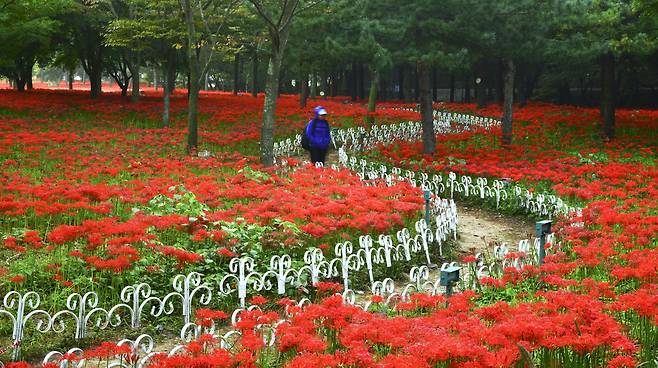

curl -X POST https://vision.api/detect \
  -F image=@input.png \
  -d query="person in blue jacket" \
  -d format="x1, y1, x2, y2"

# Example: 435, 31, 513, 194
306, 106, 332, 164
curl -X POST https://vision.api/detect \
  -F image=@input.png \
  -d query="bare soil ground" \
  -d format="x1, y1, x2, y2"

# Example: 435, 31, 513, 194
71, 200, 534, 363
455, 204, 535, 257
288, 149, 535, 257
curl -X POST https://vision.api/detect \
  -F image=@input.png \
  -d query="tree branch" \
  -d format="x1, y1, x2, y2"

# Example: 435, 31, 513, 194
247, 0, 278, 32
280, 0, 300, 31
276, 0, 289, 27
293, 0, 323, 16
197, 0, 241, 84
0, 0, 17, 12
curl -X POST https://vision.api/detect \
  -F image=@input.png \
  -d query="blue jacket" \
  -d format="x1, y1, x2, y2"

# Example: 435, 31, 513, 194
306, 117, 331, 149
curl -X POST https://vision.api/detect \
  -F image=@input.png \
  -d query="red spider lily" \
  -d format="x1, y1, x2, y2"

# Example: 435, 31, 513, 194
606, 355, 637, 368
371, 295, 384, 304
284, 352, 341, 368
83, 341, 131, 359
462, 255, 477, 263
250, 295, 268, 305
9, 274, 25, 284
610, 285, 658, 321
195, 308, 228, 327
216, 247, 237, 257
1, 90, 657, 366
147, 348, 235, 367
314, 282, 343, 294
5, 363, 31, 368
160, 246, 204, 268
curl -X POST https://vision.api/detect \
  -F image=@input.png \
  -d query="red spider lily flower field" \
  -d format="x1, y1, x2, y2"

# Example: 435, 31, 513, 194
1, 89, 657, 367
0, 90, 422, 293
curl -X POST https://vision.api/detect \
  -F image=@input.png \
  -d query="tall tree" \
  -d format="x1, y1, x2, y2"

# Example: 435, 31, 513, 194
459, 0, 557, 145
322, 0, 392, 124
247, 0, 322, 166
554, 0, 658, 140
180, 0, 241, 153
105, 0, 184, 121
104, 0, 154, 102
368, 0, 466, 154
0, 0, 69, 90
63, 1, 114, 97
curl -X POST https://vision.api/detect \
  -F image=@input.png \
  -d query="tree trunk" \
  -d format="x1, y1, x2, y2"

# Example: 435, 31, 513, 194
476, 78, 486, 108
14, 75, 26, 91
251, 48, 258, 97
162, 54, 176, 127
321, 72, 328, 99
277, 65, 286, 96
111, 70, 128, 96
154, 68, 158, 91
14, 56, 34, 92
355, 65, 361, 100
89, 65, 102, 98
349, 62, 357, 101
24, 57, 34, 90
162, 64, 171, 127
131, 53, 140, 103
184, 0, 199, 153
526, 67, 542, 103
600, 52, 615, 140
257, 0, 296, 166
359, 63, 366, 100
366, 69, 378, 125
418, 61, 435, 154
464, 74, 471, 103
338, 70, 345, 96
502, 59, 515, 146
260, 48, 284, 166
163, 71, 171, 128
397, 65, 405, 100
26, 73, 33, 90
68, 70, 74, 90
432, 67, 438, 101
449, 74, 455, 102
518, 67, 527, 108
299, 71, 308, 108
308, 72, 315, 99
80, 46, 104, 98
496, 59, 504, 105
330, 72, 338, 97
558, 83, 571, 104
413, 66, 419, 102
233, 52, 240, 95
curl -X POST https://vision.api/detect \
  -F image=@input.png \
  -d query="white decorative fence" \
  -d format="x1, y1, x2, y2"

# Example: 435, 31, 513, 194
0, 196, 457, 361
277, 152, 579, 221
34, 230, 556, 368
0, 110, 573, 365
1, 192, 554, 363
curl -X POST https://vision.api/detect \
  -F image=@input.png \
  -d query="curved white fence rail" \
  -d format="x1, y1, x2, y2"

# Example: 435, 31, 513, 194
0, 196, 457, 360
275, 116, 581, 219
0, 110, 569, 365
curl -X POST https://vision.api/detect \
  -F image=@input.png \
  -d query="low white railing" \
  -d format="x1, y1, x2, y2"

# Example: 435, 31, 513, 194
0, 110, 567, 365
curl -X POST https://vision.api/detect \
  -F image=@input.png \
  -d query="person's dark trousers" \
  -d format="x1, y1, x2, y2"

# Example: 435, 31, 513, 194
310, 147, 327, 164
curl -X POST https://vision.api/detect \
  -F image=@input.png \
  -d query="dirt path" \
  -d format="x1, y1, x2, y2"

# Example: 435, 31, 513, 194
285, 150, 536, 295
287, 150, 536, 256
455, 204, 535, 257
290, 148, 340, 165
65, 205, 535, 361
